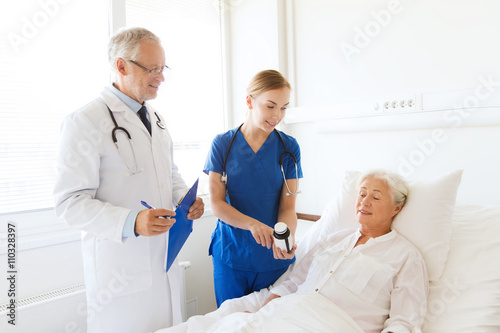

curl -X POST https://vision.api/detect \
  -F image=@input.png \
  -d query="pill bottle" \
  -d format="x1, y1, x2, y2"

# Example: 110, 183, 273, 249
273, 222, 293, 253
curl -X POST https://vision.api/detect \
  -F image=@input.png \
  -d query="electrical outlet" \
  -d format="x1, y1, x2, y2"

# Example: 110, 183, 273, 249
382, 96, 416, 113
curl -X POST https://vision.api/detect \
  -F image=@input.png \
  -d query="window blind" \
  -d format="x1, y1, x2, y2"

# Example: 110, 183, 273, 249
0, 0, 225, 214
0, 0, 109, 214
125, 0, 226, 193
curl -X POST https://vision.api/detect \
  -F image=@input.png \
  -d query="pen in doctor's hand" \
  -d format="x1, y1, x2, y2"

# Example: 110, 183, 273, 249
141, 201, 171, 219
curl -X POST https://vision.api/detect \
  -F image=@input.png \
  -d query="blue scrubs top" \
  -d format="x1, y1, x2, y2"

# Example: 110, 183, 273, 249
204, 127, 303, 272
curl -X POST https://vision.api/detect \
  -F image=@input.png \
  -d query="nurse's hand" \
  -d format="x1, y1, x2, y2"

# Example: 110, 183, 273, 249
249, 222, 274, 249
273, 243, 297, 260
135, 208, 176, 236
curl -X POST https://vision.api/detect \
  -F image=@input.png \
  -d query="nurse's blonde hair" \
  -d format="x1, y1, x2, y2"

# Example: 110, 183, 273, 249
246, 70, 291, 97
108, 27, 161, 73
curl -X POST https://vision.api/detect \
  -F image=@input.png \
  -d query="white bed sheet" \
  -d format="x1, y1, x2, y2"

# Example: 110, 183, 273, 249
156, 292, 364, 333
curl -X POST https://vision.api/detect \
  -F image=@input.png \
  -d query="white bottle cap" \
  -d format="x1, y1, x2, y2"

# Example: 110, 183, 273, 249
274, 222, 288, 234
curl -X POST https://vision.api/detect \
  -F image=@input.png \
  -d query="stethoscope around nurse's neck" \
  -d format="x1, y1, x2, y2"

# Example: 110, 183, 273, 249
106, 105, 166, 175
221, 123, 301, 196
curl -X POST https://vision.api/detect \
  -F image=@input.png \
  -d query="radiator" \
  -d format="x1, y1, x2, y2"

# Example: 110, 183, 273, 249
0, 284, 87, 332
0, 262, 192, 332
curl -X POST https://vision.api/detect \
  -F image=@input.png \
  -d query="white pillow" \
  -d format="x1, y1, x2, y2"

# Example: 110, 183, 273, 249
298, 169, 463, 283
423, 205, 500, 332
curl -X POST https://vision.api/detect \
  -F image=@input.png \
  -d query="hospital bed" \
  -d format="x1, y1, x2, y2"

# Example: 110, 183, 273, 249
159, 170, 500, 332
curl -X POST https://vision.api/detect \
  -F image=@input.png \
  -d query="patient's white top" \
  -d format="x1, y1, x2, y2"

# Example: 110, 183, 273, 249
270, 229, 428, 333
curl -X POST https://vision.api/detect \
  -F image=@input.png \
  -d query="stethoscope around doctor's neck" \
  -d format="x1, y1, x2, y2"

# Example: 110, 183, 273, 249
106, 105, 166, 175
221, 123, 301, 196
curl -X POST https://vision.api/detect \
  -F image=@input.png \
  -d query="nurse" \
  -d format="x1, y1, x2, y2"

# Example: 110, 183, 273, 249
204, 69, 303, 306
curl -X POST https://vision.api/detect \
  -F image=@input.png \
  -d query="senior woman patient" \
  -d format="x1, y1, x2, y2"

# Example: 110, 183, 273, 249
264, 170, 429, 332
156, 170, 428, 333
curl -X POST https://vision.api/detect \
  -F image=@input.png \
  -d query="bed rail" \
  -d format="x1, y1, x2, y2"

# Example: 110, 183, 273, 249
296, 213, 321, 222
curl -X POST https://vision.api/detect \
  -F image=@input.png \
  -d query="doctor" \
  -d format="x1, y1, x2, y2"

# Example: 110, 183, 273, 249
53, 27, 204, 333
204, 70, 303, 307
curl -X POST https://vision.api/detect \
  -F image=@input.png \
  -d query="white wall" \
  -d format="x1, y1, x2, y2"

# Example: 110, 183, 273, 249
0, 240, 84, 303
226, 0, 281, 127
177, 214, 218, 316
292, 0, 500, 105
228, 0, 500, 217
0, 209, 87, 332
288, 0, 500, 213
0, 209, 84, 304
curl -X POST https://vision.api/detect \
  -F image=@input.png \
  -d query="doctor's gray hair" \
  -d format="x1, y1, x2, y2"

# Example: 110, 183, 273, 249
357, 170, 409, 207
108, 27, 161, 73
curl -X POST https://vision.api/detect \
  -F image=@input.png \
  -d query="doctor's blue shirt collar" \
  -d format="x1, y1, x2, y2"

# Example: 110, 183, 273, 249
108, 83, 145, 115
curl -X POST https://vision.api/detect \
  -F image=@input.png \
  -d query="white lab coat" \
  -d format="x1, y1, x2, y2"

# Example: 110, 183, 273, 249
53, 88, 188, 333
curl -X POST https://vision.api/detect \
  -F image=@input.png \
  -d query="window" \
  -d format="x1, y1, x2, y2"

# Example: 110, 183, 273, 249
0, 0, 109, 214
125, 0, 226, 195
0, 0, 226, 216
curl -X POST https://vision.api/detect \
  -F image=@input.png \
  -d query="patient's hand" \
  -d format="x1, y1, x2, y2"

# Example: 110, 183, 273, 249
273, 243, 297, 260
261, 293, 281, 308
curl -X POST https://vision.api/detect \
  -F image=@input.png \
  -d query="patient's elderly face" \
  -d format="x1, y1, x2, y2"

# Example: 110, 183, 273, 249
355, 177, 402, 231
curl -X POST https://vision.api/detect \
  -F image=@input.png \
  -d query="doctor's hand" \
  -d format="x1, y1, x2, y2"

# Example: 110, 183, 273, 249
249, 221, 274, 249
187, 197, 204, 220
135, 208, 176, 236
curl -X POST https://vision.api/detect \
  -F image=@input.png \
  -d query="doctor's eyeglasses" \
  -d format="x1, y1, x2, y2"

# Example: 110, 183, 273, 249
128, 60, 170, 77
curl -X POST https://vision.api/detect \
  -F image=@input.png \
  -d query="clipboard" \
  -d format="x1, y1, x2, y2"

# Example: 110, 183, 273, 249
166, 178, 199, 272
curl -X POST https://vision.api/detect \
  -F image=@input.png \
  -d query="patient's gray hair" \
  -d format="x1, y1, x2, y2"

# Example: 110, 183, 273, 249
357, 170, 409, 207
108, 27, 161, 73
